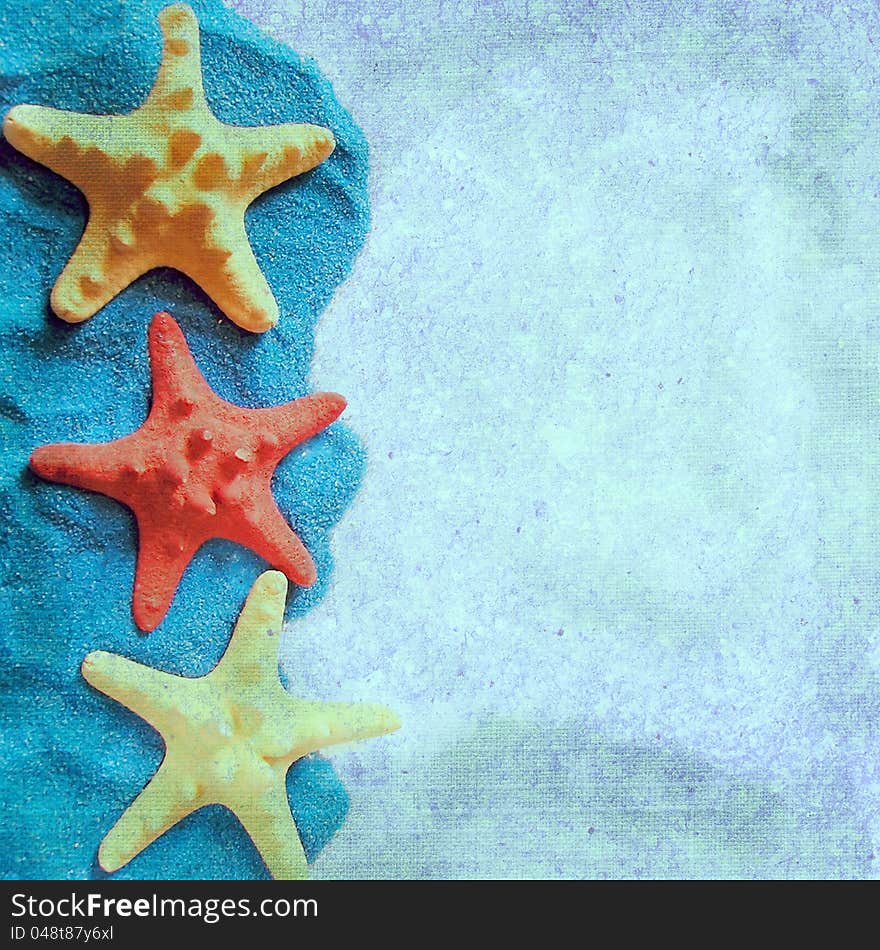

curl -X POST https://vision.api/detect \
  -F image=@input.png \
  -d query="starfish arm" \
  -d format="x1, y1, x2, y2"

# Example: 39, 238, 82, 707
51, 221, 151, 323
214, 571, 286, 687
29, 440, 128, 497
144, 4, 206, 109
98, 757, 203, 873
183, 218, 279, 332
147, 311, 211, 412
132, 521, 201, 632
236, 499, 316, 587
257, 392, 346, 458
82, 650, 190, 733
229, 781, 309, 880
234, 123, 336, 198
3, 106, 122, 189
285, 697, 401, 757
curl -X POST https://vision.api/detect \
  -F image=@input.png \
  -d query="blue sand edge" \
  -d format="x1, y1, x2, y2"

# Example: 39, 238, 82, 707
0, 0, 369, 878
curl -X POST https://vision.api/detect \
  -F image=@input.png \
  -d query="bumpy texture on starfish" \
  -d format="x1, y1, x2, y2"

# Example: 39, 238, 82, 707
3, 3, 334, 332
82, 570, 400, 878
30, 312, 345, 631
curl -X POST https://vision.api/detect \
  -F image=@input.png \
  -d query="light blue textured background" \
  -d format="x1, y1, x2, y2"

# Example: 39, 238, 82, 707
227, 0, 880, 877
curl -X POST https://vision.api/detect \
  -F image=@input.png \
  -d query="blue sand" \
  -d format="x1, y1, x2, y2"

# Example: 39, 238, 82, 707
0, 0, 369, 878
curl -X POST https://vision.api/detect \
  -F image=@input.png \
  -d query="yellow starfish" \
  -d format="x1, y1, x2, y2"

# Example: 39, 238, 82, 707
82, 571, 400, 879
3, 3, 335, 332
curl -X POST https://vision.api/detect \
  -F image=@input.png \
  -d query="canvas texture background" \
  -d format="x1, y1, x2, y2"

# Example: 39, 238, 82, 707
246, 0, 880, 878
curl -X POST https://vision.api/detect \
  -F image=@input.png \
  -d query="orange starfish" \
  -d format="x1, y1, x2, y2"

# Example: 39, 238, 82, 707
30, 312, 345, 631
3, 4, 335, 332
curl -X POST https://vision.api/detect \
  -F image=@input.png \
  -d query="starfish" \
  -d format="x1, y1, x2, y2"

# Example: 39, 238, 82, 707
82, 570, 400, 878
2, 3, 335, 332
30, 311, 345, 631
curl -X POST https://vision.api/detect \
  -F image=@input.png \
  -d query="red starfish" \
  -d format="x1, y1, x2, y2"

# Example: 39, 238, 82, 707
30, 312, 346, 631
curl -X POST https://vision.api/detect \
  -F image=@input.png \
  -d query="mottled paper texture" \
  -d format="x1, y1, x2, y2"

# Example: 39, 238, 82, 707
230, 0, 880, 878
